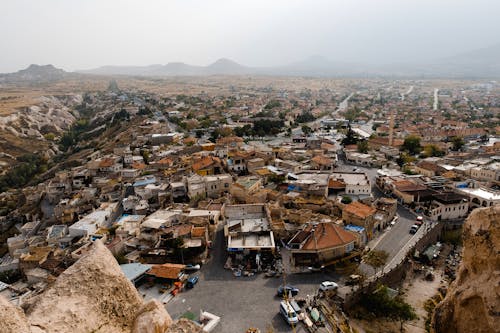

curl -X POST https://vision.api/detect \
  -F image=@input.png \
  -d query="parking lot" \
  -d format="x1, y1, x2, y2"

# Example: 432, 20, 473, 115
166, 228, 339, 332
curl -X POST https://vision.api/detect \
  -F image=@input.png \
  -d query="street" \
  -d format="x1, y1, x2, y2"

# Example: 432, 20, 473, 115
166, 226, 337, 333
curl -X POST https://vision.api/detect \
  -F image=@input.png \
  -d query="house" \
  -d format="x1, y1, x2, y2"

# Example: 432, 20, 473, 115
328, 172, 371, 197
227, 151, 249, 174
289, 172, 330, 198
230, 177, 262, 203
247, 158, 266, 173
192, 156, 223, 176
69, 203, 119, 237
342, 201, 377, 239
288, 222, 357, 267
120, 263, 152, 286
274, 158, 303, 174
147, 263, 186, 281
455, 187, 500, 208
224, 204, 275, 254
428, 192, 469, 221
469, 162, 500, 182
414, 161, 446, 177
205, 174, 232, 198
311, 155, 335, 170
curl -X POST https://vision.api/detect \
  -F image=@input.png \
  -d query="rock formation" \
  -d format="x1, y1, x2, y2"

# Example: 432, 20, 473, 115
0, 295, 31, 333
0, 240, 185, 333
432, 205, 500, 333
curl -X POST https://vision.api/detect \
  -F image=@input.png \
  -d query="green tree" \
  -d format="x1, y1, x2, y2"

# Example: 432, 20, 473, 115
360, 285, 417, 332
301, 125, 312, 136
450, 136, 464, 151
402, 135, 421, 155
357, 140, 369, 153
422, 144, 444, 157
341, 124, 359, 145
363, 250, 389, 274
341, 196, 352, 204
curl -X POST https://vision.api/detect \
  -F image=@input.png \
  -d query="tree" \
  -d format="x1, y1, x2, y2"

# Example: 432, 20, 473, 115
363, 250, 389, 274
341, 123, 359, 146
402, 135, 421, 155
341, 196, 352, 204
360, 285, 417, 332
450, 136, 464, 151
301, 125, 312, 136
357, 140, 369, 153
422, 144, 444, 157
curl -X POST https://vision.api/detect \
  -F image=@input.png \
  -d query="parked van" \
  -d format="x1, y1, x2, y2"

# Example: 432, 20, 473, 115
279, 300, 299, 325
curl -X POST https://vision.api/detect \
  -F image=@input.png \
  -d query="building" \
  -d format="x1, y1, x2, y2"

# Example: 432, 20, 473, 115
429, 192, 469, 221
224, 204, 275, 253
342, 201, 377, 239
288, 222, 357, 267
328, 172, 371, 197
456, 187, 500, 208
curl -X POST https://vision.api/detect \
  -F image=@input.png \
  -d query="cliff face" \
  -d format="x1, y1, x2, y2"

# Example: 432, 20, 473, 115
0, 240, 178, 333
432, 205, 500, 333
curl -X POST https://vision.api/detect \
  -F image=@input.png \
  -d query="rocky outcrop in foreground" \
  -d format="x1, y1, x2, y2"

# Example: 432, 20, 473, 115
432, 205, 500, 333
0, 241, 201, 333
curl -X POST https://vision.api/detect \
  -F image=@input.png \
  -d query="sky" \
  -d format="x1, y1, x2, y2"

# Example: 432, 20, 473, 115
0, 0, 499, 72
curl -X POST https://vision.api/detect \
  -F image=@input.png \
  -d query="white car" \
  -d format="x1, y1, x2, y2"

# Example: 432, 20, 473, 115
319, 281, 339, 291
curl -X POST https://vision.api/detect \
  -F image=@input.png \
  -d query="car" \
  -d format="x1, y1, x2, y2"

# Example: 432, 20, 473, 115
415, 216, 424, 225
390, 216, 399, 226
277, 285, 299, 297
185, 276, 199, 288
345, 274, 361, 286
184, 264, 201, 271
279, 300, 299, 325
319, 281, 339, 291
409, 224, 419, 234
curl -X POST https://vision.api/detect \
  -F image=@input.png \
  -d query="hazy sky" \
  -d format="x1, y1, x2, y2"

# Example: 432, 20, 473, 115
0, 0, 498, 72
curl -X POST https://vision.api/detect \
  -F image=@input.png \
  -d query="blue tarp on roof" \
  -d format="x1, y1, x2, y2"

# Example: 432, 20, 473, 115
133, 177, 157, 187
344, 224, 365, 233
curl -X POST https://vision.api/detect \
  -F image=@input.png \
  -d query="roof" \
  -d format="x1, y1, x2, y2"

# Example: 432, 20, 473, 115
192, 156, 220, 171
299, 223, 356, 251
393, 180, 427, 192
98, 158, 116, 168
311, 155, 333, 166
417, 161, 446, 173
191, 226, 206, 238
120, 263, 151, 281
147, 263, 186, 279
343, 201, 376, 219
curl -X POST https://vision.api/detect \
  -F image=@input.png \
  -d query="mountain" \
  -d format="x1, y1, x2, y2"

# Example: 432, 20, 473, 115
10, 43, 500, 79
0, 64, 69, 83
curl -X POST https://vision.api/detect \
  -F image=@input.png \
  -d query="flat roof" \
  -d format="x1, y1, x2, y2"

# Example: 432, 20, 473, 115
457, 188, 500, 201
228, 232, 275, 249
120, 263, 151, 282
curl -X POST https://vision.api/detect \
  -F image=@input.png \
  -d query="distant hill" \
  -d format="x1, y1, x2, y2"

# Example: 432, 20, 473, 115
0, 64, 70, 83
6, 43, 500, 79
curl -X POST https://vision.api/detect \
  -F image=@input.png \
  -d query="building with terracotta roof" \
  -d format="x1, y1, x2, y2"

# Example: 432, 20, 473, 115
342, 201, 377, 239
288, 222, 357, 266
147, 263, 186, 280
192, 156, 223, 176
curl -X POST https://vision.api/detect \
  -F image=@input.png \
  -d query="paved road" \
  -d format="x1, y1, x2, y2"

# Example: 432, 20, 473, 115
166, 226, 337, 333
334, 159, 422, 276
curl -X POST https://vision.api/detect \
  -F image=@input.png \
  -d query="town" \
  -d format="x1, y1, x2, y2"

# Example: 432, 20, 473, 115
0, 75, 499, 333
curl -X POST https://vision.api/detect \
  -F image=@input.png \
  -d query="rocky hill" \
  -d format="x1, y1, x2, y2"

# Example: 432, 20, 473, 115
432, 205, 500, 333
0, 64, 70, 84
0, 241, 201, 333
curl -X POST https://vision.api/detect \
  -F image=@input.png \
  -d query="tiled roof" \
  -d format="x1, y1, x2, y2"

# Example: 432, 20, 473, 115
300, 223, 356, 251
343, 201, 376, 219
147, 263, 186, 280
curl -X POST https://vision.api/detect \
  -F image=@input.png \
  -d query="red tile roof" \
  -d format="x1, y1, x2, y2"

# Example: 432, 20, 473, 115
300, 223, 356, 251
